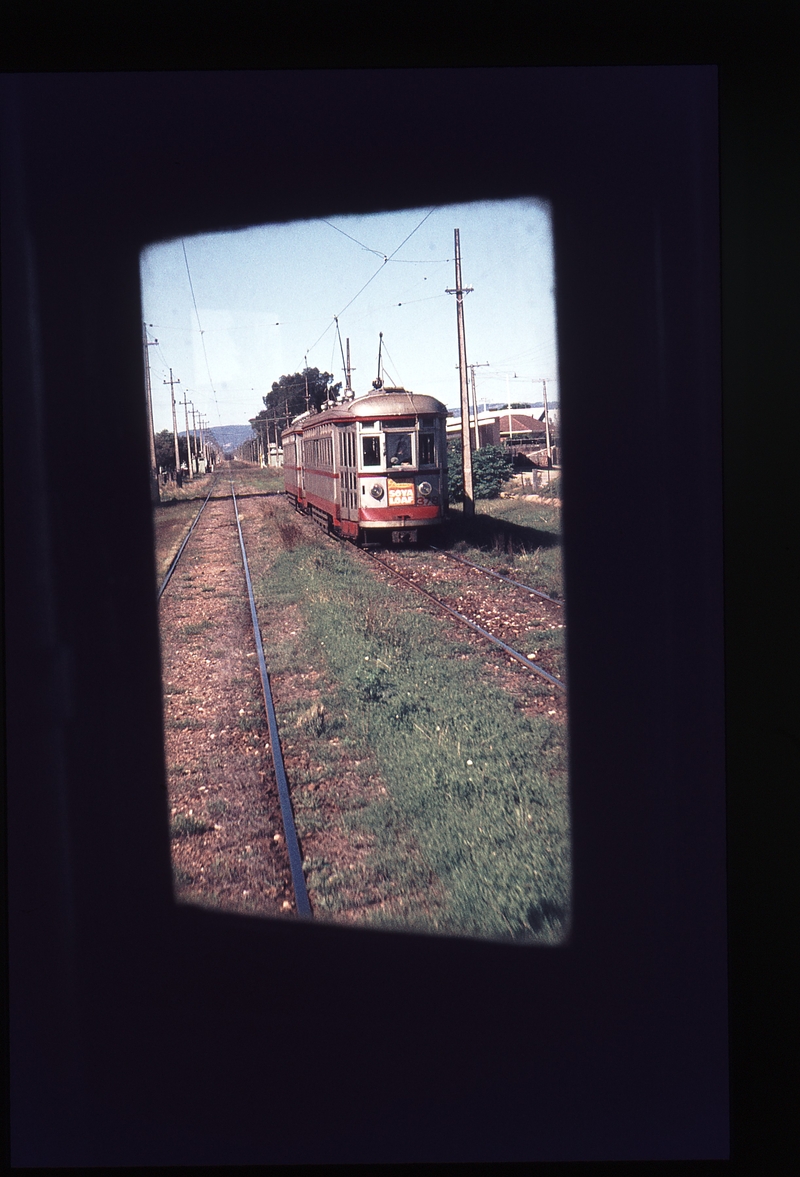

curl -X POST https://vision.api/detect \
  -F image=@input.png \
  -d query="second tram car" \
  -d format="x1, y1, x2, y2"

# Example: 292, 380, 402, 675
283, 383, 449, 544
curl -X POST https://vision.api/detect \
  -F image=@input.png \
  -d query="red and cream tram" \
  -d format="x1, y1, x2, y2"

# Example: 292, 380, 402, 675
283, 384, 449, 544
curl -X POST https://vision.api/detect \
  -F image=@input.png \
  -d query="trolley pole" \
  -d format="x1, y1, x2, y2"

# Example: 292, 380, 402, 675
447, 228, 475, 517
165, 369, 181, 481
143, 324, 160, 503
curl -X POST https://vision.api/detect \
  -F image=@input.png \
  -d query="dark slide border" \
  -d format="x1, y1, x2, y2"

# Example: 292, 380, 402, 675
2, 23, 795, 1166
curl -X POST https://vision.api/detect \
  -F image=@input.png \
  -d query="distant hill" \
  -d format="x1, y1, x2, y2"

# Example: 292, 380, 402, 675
203, 425, 255, 453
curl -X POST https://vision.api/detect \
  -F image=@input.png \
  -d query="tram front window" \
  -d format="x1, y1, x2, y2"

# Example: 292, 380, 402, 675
387, 433, 413, 467
362, 436, 381, 467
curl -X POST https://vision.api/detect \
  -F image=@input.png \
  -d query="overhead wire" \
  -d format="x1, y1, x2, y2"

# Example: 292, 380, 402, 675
322, 215, 449, 265
322, 219, 386, 259
385, 257, 452, 264
304, 207, 439, 363
182, 239, 224, 428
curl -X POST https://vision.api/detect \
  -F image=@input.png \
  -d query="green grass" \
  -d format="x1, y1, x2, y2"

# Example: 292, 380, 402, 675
257, 540, 570, 943
171, 814, 211, 838
165, 718, 204, 732
239, 714, 265, 731
445, 498, 564, 599
229, 465, 285, 496
152, 500, 207, 583
157, 472, 217, 504
183, 620, 213, 636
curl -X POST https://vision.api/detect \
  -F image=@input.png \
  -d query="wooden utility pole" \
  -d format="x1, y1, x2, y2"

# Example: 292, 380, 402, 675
197, 413, 206, 471
190, 404, 200, 475
182, 391, 192, 479
542, 378, 553, 484
506, 374, 513, 441
446, 229, 475, 517
143, 324, 160, 503
469, 362, 489, 450
165, 369, 181, 479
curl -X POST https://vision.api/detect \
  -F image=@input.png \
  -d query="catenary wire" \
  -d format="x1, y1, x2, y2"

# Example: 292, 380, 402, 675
182, 239, 224, 429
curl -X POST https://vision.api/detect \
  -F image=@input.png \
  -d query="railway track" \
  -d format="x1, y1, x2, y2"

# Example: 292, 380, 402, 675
157, 485, 570, 939
290, 501, 567, 690
157, 482, 218, 600
359, 546, 566, 691
157, 478, 311, 919
157, 485, 565, 926
428, 545, 564, 606
230, 483, 311, 917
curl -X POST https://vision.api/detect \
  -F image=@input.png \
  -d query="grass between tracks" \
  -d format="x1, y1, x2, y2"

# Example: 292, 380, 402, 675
445, 498, 564, 600
253, 520, 571, 944
153, 465, 283, 585
226, 462, 285, 496
152, 499, 207, 585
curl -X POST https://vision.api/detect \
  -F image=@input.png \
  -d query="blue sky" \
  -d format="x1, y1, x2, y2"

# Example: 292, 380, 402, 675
140, 198, 560, 435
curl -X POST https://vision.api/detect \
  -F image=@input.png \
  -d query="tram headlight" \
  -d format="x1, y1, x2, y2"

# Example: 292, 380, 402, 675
370, 484, 385, 500
418, 481, 432, 497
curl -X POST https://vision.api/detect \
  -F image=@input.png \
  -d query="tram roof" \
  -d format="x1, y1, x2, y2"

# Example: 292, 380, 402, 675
284, 388, 448, 432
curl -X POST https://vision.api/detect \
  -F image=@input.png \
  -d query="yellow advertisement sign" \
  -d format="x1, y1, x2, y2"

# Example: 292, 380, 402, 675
387, 479, 414, 506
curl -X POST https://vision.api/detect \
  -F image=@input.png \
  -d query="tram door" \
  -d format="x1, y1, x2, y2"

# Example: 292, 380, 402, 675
338, 428, 358, 520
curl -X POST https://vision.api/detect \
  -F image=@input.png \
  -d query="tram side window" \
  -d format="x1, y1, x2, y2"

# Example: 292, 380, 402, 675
362, 436, 381, 467
419, 433, 435, 465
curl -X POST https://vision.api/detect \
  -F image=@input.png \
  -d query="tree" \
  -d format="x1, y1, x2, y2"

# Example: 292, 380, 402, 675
251, 367, 342, 441
154, 429, 189, 471
447, 439, 513, 501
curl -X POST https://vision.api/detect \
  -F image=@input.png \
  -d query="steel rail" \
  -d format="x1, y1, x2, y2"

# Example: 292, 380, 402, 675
363, 549, 566, 691
429, 545, 564, 606
157, 482, 217, 601
230, 482, 312, 918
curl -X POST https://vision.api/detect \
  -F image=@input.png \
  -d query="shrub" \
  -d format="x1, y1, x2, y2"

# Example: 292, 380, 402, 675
539, 475, 561, 498
447, 440, 513, 500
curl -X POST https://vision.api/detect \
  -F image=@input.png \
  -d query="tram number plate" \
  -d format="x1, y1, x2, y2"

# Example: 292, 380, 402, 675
388, 480, 414, 506
392, 529, 417, 544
